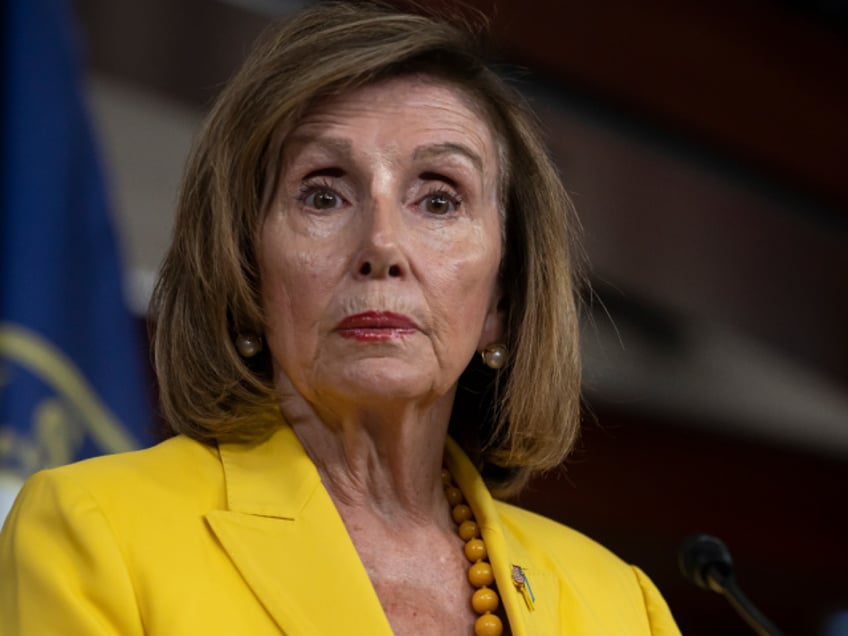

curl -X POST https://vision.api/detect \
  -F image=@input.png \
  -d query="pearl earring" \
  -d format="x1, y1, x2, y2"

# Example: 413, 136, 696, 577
480, 344, 508, 369
235, 333, 263, 358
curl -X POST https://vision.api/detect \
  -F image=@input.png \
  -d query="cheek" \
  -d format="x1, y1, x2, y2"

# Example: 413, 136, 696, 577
262, 249, 332, 333
424, 230, 501, 329
259, 229, 307, 339
259, 232, 358, 382
449, 224, 501, 300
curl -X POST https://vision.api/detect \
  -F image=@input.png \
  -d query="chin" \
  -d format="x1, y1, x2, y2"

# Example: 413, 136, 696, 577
331, 358, 447, 404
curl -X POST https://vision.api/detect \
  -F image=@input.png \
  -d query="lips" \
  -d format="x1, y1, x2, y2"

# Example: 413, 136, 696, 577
335, 311, 418, 341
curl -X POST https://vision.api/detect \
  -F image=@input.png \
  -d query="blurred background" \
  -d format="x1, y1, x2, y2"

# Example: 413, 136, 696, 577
4, 0, 847, 633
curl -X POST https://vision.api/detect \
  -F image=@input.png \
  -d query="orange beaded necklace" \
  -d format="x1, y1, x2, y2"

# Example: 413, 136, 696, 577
441, 467, 504, 636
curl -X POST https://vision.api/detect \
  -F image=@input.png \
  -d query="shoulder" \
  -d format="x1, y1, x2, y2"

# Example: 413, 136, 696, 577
48, 434, 217, 482
9, 435, 224, 526
494, 500, 639, 587
1, 435, 227, 587
495, 499, 625, 568
0, 437, 229, 635
494, 501, 681, 634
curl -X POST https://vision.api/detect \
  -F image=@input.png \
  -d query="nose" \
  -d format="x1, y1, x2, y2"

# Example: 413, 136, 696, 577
358, 261, 402, 277
354, 198, 407, 279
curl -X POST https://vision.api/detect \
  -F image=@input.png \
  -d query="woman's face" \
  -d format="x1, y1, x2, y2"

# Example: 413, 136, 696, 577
259, 76, 504, 413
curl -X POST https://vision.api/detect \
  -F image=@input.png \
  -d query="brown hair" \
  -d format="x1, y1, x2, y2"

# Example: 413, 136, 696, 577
150, 1, 583, 496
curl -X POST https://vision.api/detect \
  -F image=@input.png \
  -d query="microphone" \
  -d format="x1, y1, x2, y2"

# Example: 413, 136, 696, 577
678, 534, 783, 636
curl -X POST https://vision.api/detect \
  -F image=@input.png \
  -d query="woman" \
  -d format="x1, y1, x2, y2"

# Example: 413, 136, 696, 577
0, 3, 680, 635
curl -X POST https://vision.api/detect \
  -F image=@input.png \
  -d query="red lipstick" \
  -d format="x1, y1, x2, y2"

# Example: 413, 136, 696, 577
336, 311, 418, 341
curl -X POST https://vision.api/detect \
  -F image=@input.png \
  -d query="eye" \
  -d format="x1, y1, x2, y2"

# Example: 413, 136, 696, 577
421, 190, 461, 215
424, 194, 452, 215
297, 182, 344, 211
307, 190, 341, 210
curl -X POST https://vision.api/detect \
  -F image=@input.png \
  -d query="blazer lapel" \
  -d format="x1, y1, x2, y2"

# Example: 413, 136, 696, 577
445, 438, 561, 636
206, 426, 393, 636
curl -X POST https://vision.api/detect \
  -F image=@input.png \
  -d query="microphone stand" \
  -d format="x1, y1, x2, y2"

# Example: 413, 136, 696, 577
679, 534, 783, 636
706, 565, 782, 636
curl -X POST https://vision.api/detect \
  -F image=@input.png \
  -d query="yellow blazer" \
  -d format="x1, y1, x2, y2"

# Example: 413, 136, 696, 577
0, 425, 680, 635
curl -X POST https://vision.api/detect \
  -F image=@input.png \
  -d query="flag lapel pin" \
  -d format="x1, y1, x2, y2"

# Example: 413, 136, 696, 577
511, 564, 535, 611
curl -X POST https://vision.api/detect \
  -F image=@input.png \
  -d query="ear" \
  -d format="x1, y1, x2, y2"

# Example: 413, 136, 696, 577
477, 289, 505, 350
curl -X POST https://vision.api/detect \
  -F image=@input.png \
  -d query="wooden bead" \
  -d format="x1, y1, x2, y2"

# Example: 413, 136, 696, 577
474, 613, 503, 636
443, 466, 504, 634
458, 520, 480, 541
464, 538, 488, 562
445, 485, 464, 506
452, 504, 472, 524
468, 561, 494, 587
471, 587, 500, 614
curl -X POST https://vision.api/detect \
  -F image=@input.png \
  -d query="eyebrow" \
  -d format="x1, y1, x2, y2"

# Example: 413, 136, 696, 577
413, 142, 483, 173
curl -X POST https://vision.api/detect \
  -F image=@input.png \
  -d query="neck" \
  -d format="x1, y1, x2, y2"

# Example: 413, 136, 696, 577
280, 382, 458, 525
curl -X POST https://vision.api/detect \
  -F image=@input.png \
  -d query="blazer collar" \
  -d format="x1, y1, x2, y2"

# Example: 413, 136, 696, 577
208, 426, 558, 635
207, 425, 393, 635
217, 423, 318, 518
445, 437, 561, 636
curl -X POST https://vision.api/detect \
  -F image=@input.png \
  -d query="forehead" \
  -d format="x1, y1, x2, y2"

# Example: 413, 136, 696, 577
286, 75, 499, 165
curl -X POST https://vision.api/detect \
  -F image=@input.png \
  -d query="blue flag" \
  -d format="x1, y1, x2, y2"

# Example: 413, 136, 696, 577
1, 0, 154, 520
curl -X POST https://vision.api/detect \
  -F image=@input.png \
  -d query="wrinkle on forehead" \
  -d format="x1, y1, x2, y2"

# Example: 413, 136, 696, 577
285, 135, 353, 158
295, 76, 495, 159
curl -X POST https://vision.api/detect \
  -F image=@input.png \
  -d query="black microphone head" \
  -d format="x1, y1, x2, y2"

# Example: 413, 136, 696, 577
679, 534, 735, 593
